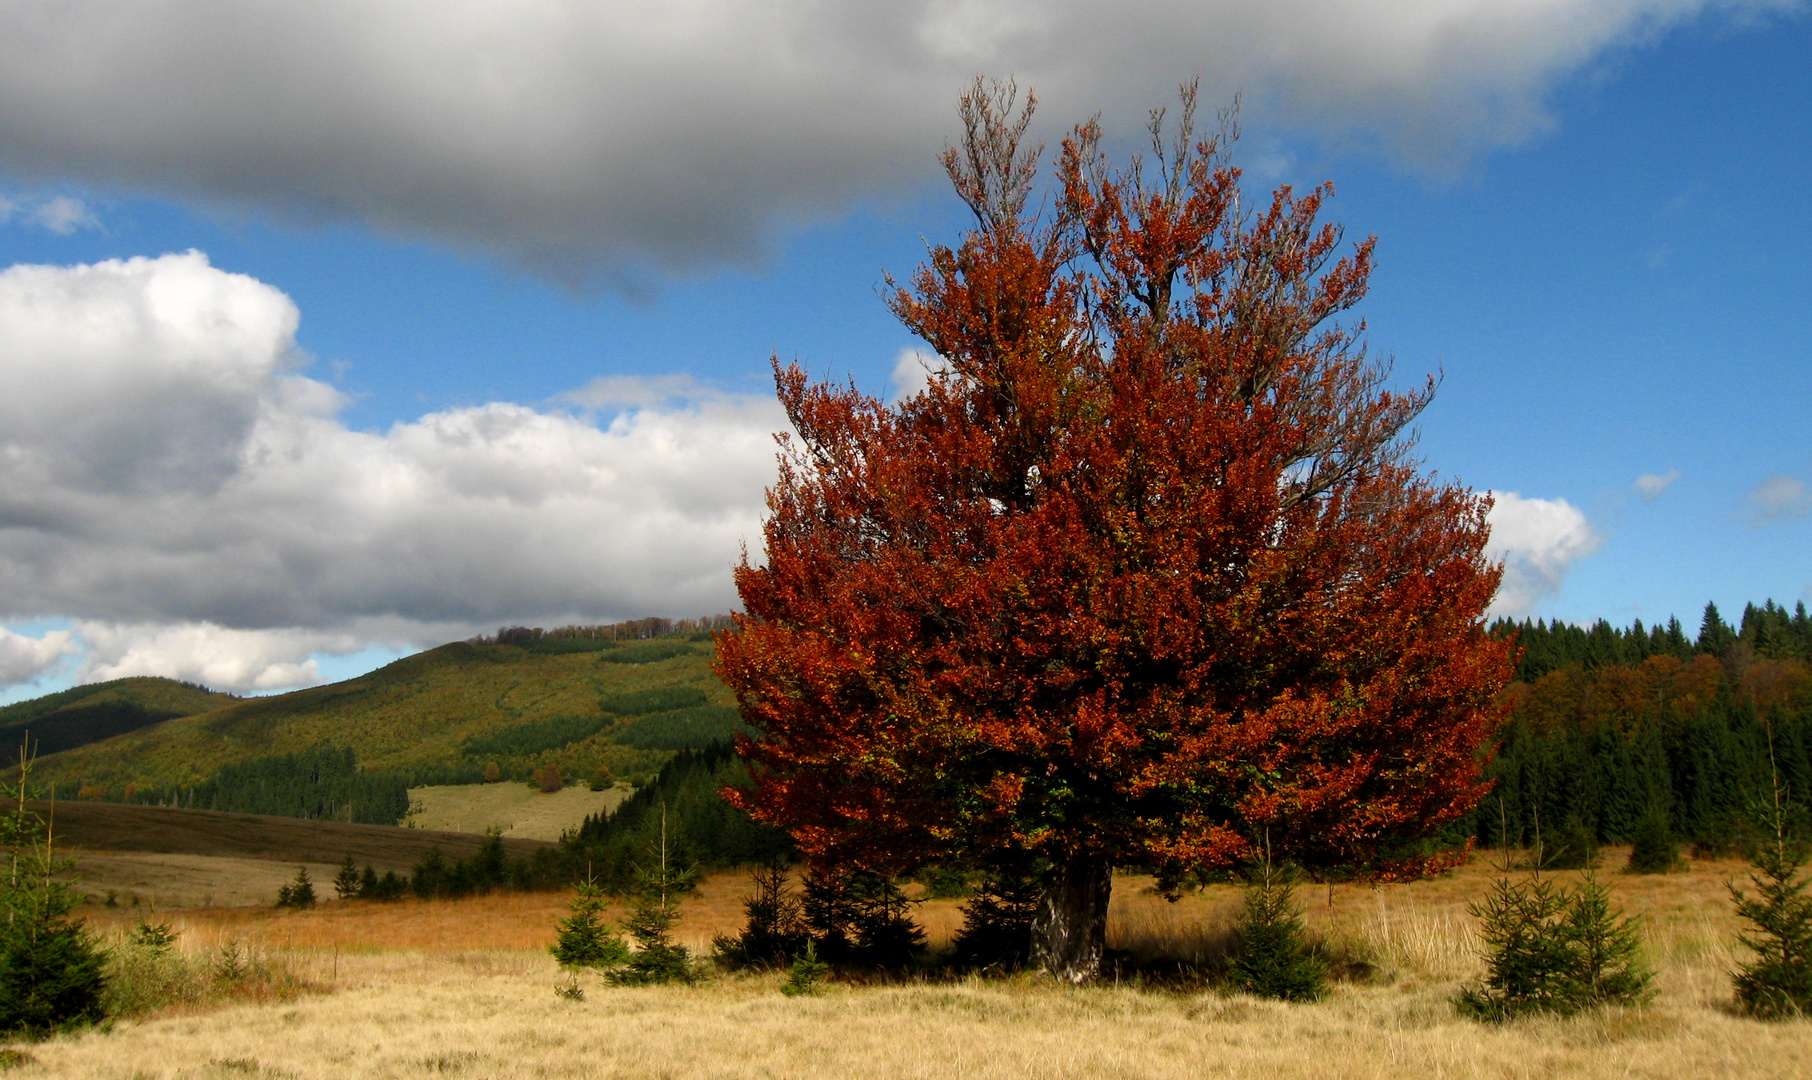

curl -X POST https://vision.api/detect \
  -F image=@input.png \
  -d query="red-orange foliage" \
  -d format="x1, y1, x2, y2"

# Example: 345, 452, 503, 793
716, 82, 1512, 982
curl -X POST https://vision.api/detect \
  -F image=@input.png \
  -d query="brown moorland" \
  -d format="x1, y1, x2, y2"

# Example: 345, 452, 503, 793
41, 800, 556, 870
20, 847, 1811, 1079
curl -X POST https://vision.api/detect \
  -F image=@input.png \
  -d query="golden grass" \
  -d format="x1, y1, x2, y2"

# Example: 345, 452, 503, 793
402, 782, 630, 840
17, 848, 1811, 1079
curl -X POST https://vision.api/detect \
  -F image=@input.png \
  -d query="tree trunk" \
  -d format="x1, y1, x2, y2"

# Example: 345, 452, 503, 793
1031, 851, 1113, 983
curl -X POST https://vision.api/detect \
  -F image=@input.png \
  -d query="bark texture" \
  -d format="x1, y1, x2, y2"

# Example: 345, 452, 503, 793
1031, 852, 1113, 983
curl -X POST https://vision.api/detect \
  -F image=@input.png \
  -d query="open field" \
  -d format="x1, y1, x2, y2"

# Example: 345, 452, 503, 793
40, 801, 556, 869
11, 847, 1810, 1079
402, 782, 631, 840
40, 801, 560, 908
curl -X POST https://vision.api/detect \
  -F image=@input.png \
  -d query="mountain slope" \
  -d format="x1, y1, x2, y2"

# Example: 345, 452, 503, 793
0, 677, 237, 759
29, 636, 744, 792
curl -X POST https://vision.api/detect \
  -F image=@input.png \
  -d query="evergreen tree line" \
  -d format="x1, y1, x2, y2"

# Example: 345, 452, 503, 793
331, 834, 571, 903
564, 743, 794, 894
1477, 600, 1812, 851
1496, 599, 1812, 682
54, 748, 487, 825
471, 616, 735, 650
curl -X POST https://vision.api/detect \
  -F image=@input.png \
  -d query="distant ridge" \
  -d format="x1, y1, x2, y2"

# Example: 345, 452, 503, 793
0, 677, 237, 758
18, 621, 748, 808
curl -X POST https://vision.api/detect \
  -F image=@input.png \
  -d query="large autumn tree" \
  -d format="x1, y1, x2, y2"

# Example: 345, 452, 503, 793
716, 81, 1512, 983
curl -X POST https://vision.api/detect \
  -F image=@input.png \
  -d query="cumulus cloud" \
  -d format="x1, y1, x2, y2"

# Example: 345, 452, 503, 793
889, 347, 951, 403
0, 252, 785, 691
74, 622, 354, 691
0, 1, 1795, 280
1633, 468, 1679, 501
1484, 490, 1604, 616
0, 627, 77, 685
1749, 475, 1811, 522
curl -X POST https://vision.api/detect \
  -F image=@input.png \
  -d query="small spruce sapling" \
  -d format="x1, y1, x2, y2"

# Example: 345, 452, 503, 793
275, 867, 316, 909
608, 807, 697, 985
1458, 857, 1650, 1019
780, 941, 830, 996
0, 740, 108, 1033
952, 857, 1042, 972
333, 854, 362, 900
551, 875, 629, 969
714, 863, 808, 969
1227, 856, 1326, 1002
1626, 808, 1680, 875
1729, 766, 1812, 1018
1563, 872, 1651, 1006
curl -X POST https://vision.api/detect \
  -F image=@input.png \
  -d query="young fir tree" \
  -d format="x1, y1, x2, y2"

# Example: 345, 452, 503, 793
275, 867, 316, 909
714, 863, 808, 970
609, 808, 697, 985
1227, 859, 1326, 1002
551, 875, 629, 969
1729, 772, 1812, 1018
1562, 872, 1651, 1007
848, 872, 925, 968
780, 940, 830, 996
799, 865, 924, 969
0, 741, 107, 1033
952, 858, 1042, 971
1458, 861, 1649, 1020
1626, 807, 1681, 875
333, 854, 362, 900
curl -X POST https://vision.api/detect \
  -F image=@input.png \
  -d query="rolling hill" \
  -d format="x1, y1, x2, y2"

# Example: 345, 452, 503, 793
0, 676, 238, 760
20, 631, 750, 800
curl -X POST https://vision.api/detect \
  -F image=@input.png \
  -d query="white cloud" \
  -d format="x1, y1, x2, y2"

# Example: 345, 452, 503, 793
0, 252, 786, 690
0, 1, 1795, 280
0, 191, 101, 234
888, 347, 951, 403
1633, 468, 1679, 501
28, 194, 99, 234
74, 622, 350, 691
0, 627, 77, 685
1484, 490, 1604, 617
1749, 475, 1811, 522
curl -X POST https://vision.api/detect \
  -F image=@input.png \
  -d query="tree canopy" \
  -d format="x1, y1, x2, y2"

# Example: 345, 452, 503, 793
716, 80, 1511, 982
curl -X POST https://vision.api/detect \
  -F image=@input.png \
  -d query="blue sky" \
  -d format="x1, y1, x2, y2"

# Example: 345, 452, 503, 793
0, 2, 1806, 697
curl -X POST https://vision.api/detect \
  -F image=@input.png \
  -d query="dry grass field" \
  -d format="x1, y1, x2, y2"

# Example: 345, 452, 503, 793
402, 783, 630, 840
12, 848, 1812, 1079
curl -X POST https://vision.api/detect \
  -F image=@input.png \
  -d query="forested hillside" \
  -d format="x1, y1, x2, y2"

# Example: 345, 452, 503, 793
1477, 600, 1812, 850
0, 677, 236, 758
24, 618, 746, 820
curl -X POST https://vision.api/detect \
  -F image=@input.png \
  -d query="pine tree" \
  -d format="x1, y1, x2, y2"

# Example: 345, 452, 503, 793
1227, 860, 1326, 1002
333, 854, 362, 900
1626, 808, 1680, 875
1730, 769, 1812, 1018
780, 941, 830, 996
1458, 862, 1649, 1019
1458, 870, 1579, 1019
1541, 816, 1598, 871
1564, 872, 1651, 1006
952, 858, 1042, 971
714, 863, 807, 970
0, 740, 107, 1033
608, 808, 697, 985
848, 872, 924, 968
551, 875, 629, 969
275, 867, 316, 908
